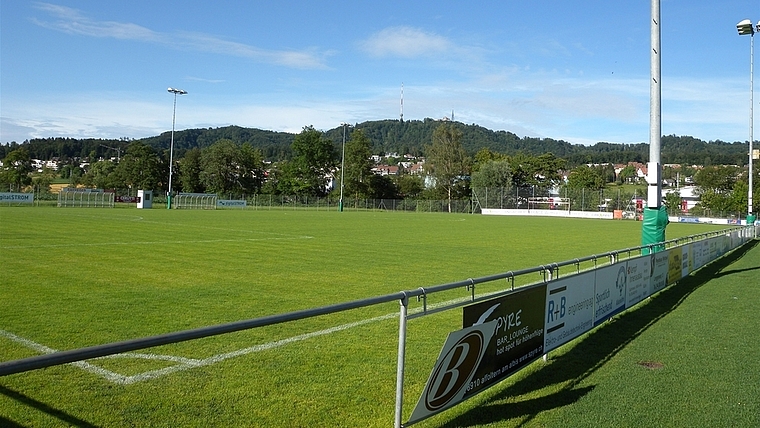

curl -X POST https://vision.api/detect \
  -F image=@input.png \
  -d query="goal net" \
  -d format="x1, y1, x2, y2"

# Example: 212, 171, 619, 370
58, 188, 115, 208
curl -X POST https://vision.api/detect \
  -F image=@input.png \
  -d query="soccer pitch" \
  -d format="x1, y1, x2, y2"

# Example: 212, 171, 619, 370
0, 207, 733, 427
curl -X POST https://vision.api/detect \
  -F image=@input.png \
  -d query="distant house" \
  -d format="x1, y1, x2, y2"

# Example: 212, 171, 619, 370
408, 162, 425, 175
371, 165, 399, 176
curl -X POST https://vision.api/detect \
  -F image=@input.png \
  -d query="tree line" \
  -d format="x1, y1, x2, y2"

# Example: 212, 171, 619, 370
1, 120, 753, 167
1, 120, 758, 216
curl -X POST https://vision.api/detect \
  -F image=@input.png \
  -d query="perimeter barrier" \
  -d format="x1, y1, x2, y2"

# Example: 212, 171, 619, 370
0, 224, 757, 427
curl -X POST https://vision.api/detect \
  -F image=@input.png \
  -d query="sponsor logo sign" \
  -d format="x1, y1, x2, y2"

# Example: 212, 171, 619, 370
667, 248, 683, 285
217, 199, 247, 207
115, 195, 140, 203
407, 320, 498, 424
0, 193, 34, 203
626, 256, 651, 308
650, 250, 669, 294
594, 264, 628, 325
544, 271, 594, 352
409, 285, 546, 424
681, 244, 691, 278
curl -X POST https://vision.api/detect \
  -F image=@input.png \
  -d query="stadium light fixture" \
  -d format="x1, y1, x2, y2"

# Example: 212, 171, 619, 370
737, 19, 759, 225
167, 87, 187, 209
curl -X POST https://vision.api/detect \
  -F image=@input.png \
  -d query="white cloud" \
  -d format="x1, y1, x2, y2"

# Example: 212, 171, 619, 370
359, 26, 454, 58
31, 2, 329, 69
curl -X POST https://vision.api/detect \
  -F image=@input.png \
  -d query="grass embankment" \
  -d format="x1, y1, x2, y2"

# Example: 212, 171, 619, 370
431, 240, 760, 428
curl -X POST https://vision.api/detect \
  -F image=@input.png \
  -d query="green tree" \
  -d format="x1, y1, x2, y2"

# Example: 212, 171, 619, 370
59, 163, 84, 187
32, 166, 57, 194
82, 160, 118, 189
114, 142, 165, 195
508, 153, 565, 187
368, 174, 398, 199
200, 140, 265, 197
342, 129, 374, 199
279, 126, 337, 196
470, 159, 512, 190
694, 165, 739, 193
618, 165, 637, 183
393, 173, 423, 199
568, 165, 606, 190
426, 124, 470, 212
663, 189, 683, 214
179, 148, 204, 193
0, 148, 33, 191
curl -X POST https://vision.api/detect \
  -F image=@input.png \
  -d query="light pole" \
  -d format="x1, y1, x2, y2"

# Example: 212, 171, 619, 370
339, 123, 348, 212
167, 87, 187, 209
737, 20, 759, 225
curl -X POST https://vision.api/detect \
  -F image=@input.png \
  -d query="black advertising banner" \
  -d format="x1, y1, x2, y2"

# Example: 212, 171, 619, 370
461, 284, 546, 398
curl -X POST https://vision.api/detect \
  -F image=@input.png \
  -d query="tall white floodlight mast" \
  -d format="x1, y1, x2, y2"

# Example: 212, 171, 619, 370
737, 19, 759, 225
167, 87, 187, 209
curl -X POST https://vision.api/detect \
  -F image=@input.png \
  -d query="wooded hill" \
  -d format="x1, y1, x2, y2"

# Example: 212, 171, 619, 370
2, 119, 751, 167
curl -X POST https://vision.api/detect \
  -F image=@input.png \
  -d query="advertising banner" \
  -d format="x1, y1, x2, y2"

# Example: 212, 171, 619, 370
0, 193, 34, 203
217, 199, 247, 207
594, 263, 628, 325
544, 271, 594, 352
407, 320, 499, 425
692, 239, 708, 270
626, 256, 651, 308
667, 248, 683, 285
708, 237, 721, 261
681, 244, 691, 278
460, 285, 546, 397
650, 250, 669, 294
115, 195, 140, 203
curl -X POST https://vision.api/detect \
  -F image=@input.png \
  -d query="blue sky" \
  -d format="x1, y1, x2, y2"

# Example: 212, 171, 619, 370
1, 1, 758, 146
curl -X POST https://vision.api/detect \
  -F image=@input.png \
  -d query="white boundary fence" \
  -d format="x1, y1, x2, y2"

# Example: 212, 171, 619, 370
0, 225, 757, 427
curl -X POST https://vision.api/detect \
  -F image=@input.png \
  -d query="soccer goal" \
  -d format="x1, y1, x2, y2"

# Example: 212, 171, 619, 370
58, 188, 115, 208
174, 193, 217, 209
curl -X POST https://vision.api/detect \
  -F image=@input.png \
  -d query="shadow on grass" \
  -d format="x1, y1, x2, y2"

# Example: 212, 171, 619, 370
439, 239, 758, 428
0, 384, 101, 428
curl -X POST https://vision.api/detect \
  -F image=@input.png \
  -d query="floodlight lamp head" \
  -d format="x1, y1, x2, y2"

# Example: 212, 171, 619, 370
167, 87, 187, 95
737, 19, 755, 35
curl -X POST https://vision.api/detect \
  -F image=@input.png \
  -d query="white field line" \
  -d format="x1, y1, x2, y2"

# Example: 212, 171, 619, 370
0, 296, 470, 385
1, 236, 313, 250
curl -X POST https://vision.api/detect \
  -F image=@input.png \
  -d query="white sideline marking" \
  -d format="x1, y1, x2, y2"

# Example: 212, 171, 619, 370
0, 312, 398, 385
1, 236, 313, 250
0, 295, 470, 385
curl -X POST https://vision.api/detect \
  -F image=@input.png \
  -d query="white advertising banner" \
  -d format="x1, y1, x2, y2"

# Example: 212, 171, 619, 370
217, 199, 247, 208
544, 271, 595, 352
708, 237, 720, 261
0, 193, 34, 203
650, 250, 669, 295
593, 263, 628, 325
681, 244, 691, 278
692, 239, 708, 270
626, 256, 651, 308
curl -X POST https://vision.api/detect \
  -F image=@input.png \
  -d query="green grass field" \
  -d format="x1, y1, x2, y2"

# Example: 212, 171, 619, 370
0, 207, 754, 427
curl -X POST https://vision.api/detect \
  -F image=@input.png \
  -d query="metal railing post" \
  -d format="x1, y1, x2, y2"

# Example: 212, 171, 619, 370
394, 293, 409, 428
